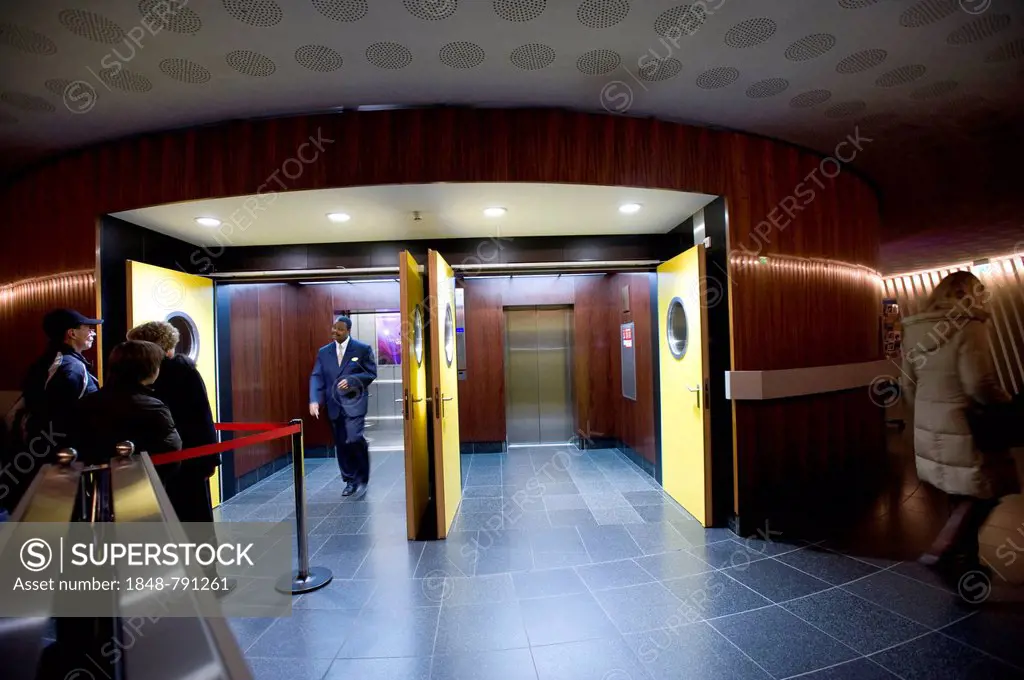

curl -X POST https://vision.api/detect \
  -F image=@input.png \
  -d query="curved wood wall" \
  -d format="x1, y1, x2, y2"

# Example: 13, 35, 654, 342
0, 107, 884, 531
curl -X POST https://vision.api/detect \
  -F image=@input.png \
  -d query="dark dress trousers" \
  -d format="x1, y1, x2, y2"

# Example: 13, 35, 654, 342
309, 338, 377, 484
151, 355, 219, 523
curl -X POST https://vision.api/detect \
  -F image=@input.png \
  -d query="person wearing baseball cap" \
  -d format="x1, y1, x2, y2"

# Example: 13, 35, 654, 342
20, 309, 103, 447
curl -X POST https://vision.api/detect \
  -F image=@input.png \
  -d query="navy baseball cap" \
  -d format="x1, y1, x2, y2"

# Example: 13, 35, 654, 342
43, 308, 103, 341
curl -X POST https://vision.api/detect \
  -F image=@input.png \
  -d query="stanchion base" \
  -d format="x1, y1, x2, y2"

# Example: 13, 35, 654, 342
275, 566, 333, 595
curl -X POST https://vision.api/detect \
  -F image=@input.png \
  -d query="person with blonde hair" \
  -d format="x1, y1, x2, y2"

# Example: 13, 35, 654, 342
127, 320, 218, 523
901, 270, 1020, 582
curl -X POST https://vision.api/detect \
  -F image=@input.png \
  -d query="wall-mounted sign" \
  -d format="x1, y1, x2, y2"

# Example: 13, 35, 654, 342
621, 322, 636, 401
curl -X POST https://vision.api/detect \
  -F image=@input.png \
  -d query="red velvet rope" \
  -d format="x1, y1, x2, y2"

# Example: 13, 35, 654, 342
149, 423, 301, 466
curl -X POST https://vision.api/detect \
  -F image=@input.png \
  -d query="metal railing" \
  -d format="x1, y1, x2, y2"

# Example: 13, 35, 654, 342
1, 446, 253, 680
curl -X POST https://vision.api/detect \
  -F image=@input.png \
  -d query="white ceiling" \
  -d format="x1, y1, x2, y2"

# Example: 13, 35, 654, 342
112, 182, 716, 245
1, 0, 1021, 164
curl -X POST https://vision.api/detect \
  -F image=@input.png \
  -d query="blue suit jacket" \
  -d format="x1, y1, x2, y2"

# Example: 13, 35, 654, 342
309, 338, 378, 421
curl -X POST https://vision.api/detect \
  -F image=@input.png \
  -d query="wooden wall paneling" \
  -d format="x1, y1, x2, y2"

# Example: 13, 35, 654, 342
297, 283, 335, 448
228, 286, 263, 477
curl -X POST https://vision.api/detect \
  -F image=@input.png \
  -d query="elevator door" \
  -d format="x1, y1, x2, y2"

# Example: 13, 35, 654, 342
505, 307, 574, 445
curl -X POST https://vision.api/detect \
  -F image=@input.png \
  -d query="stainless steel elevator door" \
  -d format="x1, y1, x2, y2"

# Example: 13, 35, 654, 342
505, 307, 574, 445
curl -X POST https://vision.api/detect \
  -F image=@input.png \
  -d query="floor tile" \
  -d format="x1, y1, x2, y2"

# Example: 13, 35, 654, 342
543, 495, 588, 512
592, 506, 646, 525
633, 504, 694, 525
582, 493, 632, 510
687, 538, 776, 570
625, 522, 692, 555
294, 579, 377, 610
793, 658, 901, 680
776, 547, 881, 586
434, 602, 529, 654
842, 570, 969, 628
871, 631, 1024, 680
248, 657, 333, 680
529, 526, 587, 554
622, 491, 672, 507
530, 637, 653, 680
546, 509, 599, 528
430, 649, 538, 680
352, 542, 426, 579
504, 510, 553, 531
722, 558, 832, 603
520, 592, 620, 646
943, 605, 1024, 669
336, 606, 439, 659
661, 571, 772, 622
634, 550, 714, 580
415, 540, 477, 579
228, 617, 275, 651
463, 485, 503, 499
625, 622, 771, 680
782, 587, 928, 654
576, 559, 655, 591
454, 512, 504, 532
248, 609, 359, 659
444, 574, 517, 606
592, 582, 685, 634
538, 482, 580, 495
323, 657, 430, 680
363, 579, 447, 609
577, 525, 644, 562
710, 606, 859, 678
474, 546, 535, 575
512, 568, 589, 599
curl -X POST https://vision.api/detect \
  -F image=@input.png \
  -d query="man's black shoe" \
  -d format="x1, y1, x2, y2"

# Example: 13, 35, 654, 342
351, 483, 367, 500
342, 482, 356, 497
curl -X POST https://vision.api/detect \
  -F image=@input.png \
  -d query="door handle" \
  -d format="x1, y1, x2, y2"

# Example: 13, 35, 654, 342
686, 384, 701, 409
441, 394, 453, 418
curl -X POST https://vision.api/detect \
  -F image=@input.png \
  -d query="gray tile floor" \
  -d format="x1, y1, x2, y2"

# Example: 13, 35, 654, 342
221, 445, 1024, 680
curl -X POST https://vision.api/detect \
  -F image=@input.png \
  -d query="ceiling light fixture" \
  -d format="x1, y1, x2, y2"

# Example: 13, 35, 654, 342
327, 212, 351, 223
483, 207, 507, 218
194, 217, 221, 227
619, 203, 642, 215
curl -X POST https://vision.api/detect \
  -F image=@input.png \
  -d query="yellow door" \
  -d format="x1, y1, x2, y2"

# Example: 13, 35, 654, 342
126, 261, 220, 507
428, 250, 462, 537
400, 252, 431, 540
657, 245, 712, 526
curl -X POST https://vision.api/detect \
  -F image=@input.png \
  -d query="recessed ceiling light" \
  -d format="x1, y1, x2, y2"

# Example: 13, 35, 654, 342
483, 207, 507, 218
195, 217, 221, 227
327, 212, 351, 223
619, 203, 642, 214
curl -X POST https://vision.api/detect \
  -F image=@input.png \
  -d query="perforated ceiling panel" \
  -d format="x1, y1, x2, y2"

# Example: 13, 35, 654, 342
226, 50, 277, 77
576, 0, 630, 29
367, 42, 414, 69
312, 0, 369, 22
222, 0, 283, 27
404, 0, 458, 21
1, 0, 1023, 226
57, 9, 124, 44
160, 58, 212, 84
1, 92, 55, 113
577, 48, 621, 75
510, 42, 555, 70
0, 22, 58, 55
440, 41, 485, 69
138, 0, 202, 34
295, 44, 344, 72
654, 4, 707, 37
494, 0, 546, 23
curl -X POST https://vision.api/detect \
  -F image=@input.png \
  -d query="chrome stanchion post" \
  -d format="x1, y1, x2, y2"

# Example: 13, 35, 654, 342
276, 418, 333, 594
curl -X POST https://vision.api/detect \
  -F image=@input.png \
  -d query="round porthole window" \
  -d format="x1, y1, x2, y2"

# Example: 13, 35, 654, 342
165, 311, 200, 362
666, 297, 688, 360
412, 305, 424, 366
444, 303, 455, 367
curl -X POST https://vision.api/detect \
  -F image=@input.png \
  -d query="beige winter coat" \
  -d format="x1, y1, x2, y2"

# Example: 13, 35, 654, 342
901, 308, 1019, 499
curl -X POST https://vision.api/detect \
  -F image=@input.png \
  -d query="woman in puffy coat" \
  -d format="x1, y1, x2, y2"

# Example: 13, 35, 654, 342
901, 271, 1020, 579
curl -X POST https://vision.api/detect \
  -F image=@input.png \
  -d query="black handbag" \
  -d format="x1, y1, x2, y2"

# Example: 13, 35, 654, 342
967, 396, 1024, 452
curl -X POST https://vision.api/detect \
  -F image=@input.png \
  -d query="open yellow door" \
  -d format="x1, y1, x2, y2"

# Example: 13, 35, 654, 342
428, 250, 462, 538
126, 261, 220, 507
657, 245, 712, 526
400, 252, 430, 540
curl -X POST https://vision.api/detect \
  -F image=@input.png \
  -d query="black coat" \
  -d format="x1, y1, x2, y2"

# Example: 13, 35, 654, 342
74, 383, 181, 465
151, 355, 219, 477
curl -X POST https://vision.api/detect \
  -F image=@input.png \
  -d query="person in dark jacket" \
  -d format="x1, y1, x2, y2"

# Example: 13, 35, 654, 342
127, 321, 219, 523
74, 340, 181, 470
3, 309, 102, 511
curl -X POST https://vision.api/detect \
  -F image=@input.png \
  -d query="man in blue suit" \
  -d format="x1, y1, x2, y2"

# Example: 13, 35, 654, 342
309, 315, 377, 498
